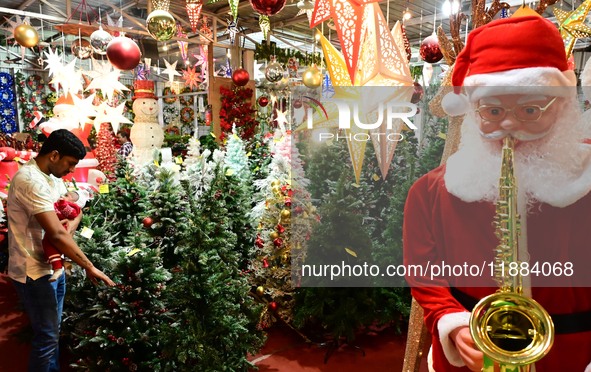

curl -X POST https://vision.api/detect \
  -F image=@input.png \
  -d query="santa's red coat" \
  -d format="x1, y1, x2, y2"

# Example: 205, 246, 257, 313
404, 165, 591, 371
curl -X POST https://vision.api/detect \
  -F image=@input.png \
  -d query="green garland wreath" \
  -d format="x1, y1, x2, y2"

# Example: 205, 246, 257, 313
162, 86, 177, 104
179, 87, 194, 106
180, 106, 194, 125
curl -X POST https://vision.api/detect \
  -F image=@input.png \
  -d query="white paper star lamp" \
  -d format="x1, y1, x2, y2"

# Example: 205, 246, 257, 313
85, 60, 129, 103
162, 59, 181, 83
94, 101, 132, 133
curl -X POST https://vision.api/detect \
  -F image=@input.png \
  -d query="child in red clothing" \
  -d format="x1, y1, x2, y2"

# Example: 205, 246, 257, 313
42, 191, 81, 282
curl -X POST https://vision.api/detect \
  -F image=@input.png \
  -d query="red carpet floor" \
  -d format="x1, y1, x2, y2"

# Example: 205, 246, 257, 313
0, 273, 429, 371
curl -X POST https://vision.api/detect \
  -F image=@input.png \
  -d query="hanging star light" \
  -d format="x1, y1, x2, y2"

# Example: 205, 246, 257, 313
99, 102, 131, 133
85, 60, 129, 103
356, 4, 413, 179
259, 15, 270, 40
315, 31, 367, 183
70, 93, 98, 128
186, 0, 203, 33
177, 24, 189, 62
355, 4, 413, 87
226, 19, 239, 45
183, 65, 202, 90
216, 59, 232, 77
51, 58, 83, 95
1, 16, 39, 46
554, 0, 591, 57
135, 63, 150, 80
310, 0, 380, 83
193, 45, 208, 79
162, 58, 182, 83
275, 108, 289, 134
44, 48, 64, 78
107, 13, 124, 37
228, 0, 239, 21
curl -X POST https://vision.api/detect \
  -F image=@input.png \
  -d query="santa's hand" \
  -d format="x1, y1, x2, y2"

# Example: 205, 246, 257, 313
450, 326, 483, 371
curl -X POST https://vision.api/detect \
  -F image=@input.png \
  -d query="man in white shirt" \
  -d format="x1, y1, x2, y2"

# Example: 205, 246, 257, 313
7, 129, 114, 372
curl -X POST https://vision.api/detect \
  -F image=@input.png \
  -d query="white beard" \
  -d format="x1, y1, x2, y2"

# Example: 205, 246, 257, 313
444, 98, 591, 208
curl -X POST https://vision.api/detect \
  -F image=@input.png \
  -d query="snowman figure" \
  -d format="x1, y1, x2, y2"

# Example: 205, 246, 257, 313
130, 80, 164, 164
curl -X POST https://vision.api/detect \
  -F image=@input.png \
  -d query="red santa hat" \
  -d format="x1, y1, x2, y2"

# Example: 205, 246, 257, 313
442, 15, 576, 117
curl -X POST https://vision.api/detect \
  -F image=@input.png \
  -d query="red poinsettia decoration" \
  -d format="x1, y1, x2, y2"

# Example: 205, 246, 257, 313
219, 86, 258, 141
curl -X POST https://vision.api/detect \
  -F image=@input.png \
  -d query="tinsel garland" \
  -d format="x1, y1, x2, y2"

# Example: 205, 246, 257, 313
255, 43, 322, 66
0, 73, 17, 134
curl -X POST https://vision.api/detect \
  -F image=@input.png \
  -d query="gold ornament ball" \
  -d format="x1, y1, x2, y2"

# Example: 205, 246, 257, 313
256, 286, 264, 296
271, 180, 281, 187
302, 65, 322, 89
146, 9, 176, 42
281, 209, 291, 219
14, 24, 39, 48
270, 231, 280, 240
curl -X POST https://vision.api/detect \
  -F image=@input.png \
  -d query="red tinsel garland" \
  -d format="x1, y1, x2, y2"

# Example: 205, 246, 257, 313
219, 86, 257, 141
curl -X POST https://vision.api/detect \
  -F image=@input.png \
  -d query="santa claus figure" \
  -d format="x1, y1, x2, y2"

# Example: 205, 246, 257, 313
404, 16, 591, 372
130, 80, 164, 164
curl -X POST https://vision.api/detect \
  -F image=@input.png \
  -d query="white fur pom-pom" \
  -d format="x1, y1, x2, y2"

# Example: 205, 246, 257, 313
581, 58, 591, 101
441, 93, 470, 117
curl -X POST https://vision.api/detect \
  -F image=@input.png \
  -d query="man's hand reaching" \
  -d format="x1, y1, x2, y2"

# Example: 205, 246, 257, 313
85, 266, 116, 287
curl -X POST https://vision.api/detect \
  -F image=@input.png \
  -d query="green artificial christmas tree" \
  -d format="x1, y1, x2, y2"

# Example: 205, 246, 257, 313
64, 217, 172, 371
88, 161, 148, 246
250, 132, 317, 328
224, 127, 251, 181
158, 148, 265, 371
136, 165, 191, 269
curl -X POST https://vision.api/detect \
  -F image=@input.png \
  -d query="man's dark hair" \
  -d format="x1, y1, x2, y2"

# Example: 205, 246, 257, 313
38, 129, 86, 160
118, 128, 131, 141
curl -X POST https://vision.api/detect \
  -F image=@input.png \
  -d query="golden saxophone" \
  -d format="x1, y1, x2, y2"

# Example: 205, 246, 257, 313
469, 136, 554, 372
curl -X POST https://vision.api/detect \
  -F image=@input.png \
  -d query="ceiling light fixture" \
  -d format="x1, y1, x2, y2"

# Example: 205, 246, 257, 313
403, 7, 412, 20
442, 0, 460, 16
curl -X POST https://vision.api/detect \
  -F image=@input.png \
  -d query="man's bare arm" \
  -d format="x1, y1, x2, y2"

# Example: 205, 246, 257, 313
35, 211, 115, 286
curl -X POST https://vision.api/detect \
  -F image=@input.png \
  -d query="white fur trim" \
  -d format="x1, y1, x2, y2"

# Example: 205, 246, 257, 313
437, 312, 471, 367
442, 92, 470, 117
464, 67, 576, 102
581, 58, 591, 101
585, 361, 591, 372
427, 346, 435, 372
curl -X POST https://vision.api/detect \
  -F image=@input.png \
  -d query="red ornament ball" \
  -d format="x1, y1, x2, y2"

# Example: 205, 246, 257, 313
142, 217, 154, 228
249, 0, 286, 16
106, 37, 142, 70
293, 99, 302, 109
268, 301, 278, 312
232, 68, 250, 86
419, 34, 443, 64
258, 96, 269, 107
411, 82, 424, 104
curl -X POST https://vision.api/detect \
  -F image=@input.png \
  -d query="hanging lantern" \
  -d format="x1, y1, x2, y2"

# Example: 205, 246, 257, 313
249, 0, 287, 16
71, 38, 93, 59
265, 56, 284, 83
14, 23, 39, 48
232, 68, 250, 86
302, 64, 322, 88
106, 37, 142, 71
90, 27, 113, 55
186, 0, 203, 33
419, 34, 443, 64
146, 9, 176, 41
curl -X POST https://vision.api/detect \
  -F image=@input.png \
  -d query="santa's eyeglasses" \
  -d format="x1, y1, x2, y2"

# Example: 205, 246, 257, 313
475, 97, 557, 122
